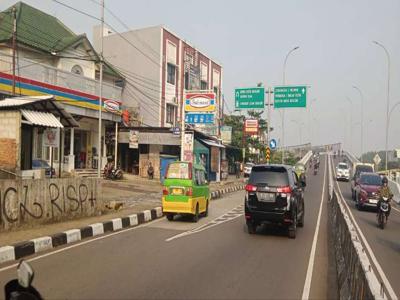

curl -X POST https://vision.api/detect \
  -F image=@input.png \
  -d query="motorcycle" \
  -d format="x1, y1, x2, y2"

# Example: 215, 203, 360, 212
103, 163, 123, 180
377, 197, 390, 229
313, 168, 318, 175
4, 260, 42, 300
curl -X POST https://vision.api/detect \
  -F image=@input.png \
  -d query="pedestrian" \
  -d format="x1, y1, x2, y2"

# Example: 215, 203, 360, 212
235, 161, 241, 178
147, 162, 154, 180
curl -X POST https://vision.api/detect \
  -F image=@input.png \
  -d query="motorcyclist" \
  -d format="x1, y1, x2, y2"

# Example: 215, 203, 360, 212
377, 176, 393, 217
105, 157, 114, 178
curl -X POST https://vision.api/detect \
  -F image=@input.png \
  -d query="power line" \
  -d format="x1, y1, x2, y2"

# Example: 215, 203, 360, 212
52, 0, 162, 67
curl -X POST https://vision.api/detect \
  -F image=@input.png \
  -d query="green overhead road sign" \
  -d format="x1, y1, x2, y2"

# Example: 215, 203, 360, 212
235, 87, 265, 109
274, 86, 307, 108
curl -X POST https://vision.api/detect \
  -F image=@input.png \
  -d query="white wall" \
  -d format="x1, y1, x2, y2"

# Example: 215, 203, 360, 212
93, 25, 162, 127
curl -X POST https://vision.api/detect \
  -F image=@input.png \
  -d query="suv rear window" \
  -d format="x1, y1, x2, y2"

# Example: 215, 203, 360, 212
248, 166, 289, 187
360, 174, 382, 186
338, 163, 348, 169
355, 165, 373, 176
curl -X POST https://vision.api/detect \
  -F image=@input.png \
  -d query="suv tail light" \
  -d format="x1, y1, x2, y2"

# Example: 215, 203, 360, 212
245, 184, 257, 192
277, 186, 292, 193
186, 187, 193, 196
162, 187, 169, 195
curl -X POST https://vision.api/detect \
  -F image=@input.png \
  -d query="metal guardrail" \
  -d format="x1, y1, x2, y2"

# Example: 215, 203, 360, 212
328, 154, 385, 300
298, 150, 313, 165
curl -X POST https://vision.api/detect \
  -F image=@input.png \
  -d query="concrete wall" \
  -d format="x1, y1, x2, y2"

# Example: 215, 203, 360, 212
139, 144, 162, 179
93, 25, 162, 127
0, 111, 21, 177
0, 178, 102, 231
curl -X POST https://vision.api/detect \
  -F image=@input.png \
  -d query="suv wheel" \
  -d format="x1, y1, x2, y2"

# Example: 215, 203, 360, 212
298, 205, 305, 228
288, 210, 297, 239
247, 222, 257, 234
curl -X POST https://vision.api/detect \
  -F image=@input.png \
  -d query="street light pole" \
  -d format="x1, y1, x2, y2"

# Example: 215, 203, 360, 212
97, 0, 104, 178
346, 97, 353, 153
352, 85, 364, 162
282, 46, 300, 164
373, 41, 390, 171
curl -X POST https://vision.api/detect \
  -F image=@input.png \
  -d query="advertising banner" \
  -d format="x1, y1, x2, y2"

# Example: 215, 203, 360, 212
43, 128, 59, 147
129, 130, 139, 149
183, 132, 194, 163
244, 119, 259, 134
185, 93, 216, 112
220, 126, 232, 144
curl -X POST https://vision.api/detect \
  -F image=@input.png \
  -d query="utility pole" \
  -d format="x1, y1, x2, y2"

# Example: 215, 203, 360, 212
180, 90, 186, 161
266, 87, 272, 164
12, 6, 17, 96
97, 0, 104, 178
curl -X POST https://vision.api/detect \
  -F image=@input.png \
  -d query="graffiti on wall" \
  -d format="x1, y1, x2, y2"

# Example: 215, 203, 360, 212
0, 178, 101, 230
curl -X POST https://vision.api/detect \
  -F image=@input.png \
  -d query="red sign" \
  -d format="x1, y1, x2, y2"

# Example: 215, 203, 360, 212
244, 119, 259, 134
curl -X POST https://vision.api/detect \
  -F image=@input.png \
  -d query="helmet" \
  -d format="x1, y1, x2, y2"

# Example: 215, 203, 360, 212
382, 176, 388, 184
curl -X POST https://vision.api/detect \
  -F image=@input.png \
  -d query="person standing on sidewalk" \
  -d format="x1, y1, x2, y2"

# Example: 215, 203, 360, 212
147, 162, 154, 180
235, 161, 241, 178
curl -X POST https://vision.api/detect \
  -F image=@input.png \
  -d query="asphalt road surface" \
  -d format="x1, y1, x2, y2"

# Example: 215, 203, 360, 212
0, 156, 337, 300
332, 155, 400, 300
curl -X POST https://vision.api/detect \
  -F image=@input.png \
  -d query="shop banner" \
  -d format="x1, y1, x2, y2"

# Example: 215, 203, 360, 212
185, 93, 216, 112
220, 126, 232, 144
43, 128, 59, 147
183, 132, 194, 163
129, 130, 139, 149
211, 147, 219, 173
244, 119, 259, 134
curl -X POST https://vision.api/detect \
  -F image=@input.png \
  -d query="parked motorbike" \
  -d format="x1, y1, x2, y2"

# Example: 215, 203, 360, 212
4, 260, 42, 300
377, 197, 390, 229
103, 163, 123, 180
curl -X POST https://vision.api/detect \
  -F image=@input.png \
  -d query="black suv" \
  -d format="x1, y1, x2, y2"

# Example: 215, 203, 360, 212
244, 164, 306, 238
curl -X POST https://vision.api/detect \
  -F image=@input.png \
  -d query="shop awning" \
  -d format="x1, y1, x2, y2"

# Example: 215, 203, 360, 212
21, 109, 64, 128
200, 139, 225, 148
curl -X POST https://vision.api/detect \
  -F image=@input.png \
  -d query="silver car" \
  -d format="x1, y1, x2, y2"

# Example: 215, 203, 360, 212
336, 162, 350, 181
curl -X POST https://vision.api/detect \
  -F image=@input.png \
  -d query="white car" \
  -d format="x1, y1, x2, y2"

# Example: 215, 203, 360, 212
244, 163, 255, 178
336, 162, 350, 181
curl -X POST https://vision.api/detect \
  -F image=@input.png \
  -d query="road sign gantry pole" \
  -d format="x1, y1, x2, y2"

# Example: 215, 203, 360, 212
282, 46, 300, 164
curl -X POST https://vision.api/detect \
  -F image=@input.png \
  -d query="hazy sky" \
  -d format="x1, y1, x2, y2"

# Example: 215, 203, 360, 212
2, 0, 400, 155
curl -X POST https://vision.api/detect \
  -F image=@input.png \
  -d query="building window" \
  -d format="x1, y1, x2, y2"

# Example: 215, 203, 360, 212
184, 72, 189, 90
201, 80, 208, 90
167, 63, 176, 85
166, 104, 175, 124
71, 65, 84, 76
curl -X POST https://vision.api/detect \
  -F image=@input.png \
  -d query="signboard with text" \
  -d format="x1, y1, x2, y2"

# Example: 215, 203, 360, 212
185, 113, 214, 124
183, 132, 194, 163
220, 126, 232, 144
43, 128, 59, 147
274, 86, 307, 108
235, 87, 265, 109
244, 119, 259, 134
129, 130, 139, 149
185, 93, 216, 112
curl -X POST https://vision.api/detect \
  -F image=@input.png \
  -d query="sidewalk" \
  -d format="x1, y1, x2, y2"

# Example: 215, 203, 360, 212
0, 175, 244, 247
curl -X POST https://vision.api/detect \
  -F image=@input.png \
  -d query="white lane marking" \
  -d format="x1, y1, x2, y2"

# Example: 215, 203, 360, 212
392, 206, 400, 214
332, 156, 397, 300
301, 154, 327, 300
0, 217, 166, 273
165, 205, 244, 242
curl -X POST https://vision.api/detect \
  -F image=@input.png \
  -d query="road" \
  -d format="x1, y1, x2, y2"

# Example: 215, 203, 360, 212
0, 156, 337, 300
332, 155, 400, 299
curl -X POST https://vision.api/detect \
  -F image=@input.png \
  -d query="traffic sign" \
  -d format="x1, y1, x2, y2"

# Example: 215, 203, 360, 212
244, 119, 259, 134
269, 139, 277, 150
274, 86, 307, 108
373, 153, 381, 165
266, 147, 271, 161
235, 87, 265, 109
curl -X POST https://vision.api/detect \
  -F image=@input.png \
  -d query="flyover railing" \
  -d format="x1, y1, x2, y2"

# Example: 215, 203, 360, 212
298, 150, 313, 165
327, 155, 385, 300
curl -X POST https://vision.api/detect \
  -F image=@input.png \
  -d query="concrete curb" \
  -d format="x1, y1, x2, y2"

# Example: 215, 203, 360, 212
0, 184, 245, 265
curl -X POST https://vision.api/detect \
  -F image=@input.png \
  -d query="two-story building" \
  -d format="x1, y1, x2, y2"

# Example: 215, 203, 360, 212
0, 2, 125, 175
93, 25, 224, 180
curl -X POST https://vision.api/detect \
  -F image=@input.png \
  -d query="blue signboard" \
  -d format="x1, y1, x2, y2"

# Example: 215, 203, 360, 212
269, 139, 277, 150
185, 113, 214, 124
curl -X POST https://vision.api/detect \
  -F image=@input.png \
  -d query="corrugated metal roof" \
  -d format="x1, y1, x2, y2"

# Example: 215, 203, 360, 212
21, 110, 64, 128
201, 139, 225, 148
0, 96, 54, 107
